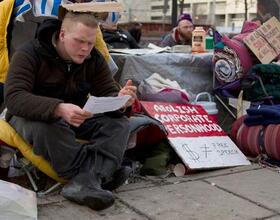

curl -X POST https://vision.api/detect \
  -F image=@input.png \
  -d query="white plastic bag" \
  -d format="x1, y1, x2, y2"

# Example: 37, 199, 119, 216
0, 180, 37, 220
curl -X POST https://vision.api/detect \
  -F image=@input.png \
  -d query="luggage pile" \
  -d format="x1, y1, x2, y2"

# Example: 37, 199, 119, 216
213, 17, 280, 162
231, 105, 280, 160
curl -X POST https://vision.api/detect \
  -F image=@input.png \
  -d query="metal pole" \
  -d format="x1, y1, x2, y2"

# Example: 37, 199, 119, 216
180, 0, 184, 14
244, 0, 248, 20
212, 0, 216, 26
163, 0, 168, 32
172, 0, 178, 27
129, 7, 132, 23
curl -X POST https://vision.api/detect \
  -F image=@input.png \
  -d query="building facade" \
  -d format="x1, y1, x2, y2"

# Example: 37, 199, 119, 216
118, 0, 151, 23
119, 0, 258, 29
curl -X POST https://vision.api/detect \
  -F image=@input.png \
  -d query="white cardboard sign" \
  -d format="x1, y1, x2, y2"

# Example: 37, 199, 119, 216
169, 136, 250, 169
243, 16, 280, 64
141, 101, 250, 169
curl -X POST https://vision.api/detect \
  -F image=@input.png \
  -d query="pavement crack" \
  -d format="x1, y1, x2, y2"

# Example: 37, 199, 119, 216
115, 196, 154, 220
37, 199, 66, 208
258, 214, 280, 219
117, 167, 262, 193
203, 179, 280, 216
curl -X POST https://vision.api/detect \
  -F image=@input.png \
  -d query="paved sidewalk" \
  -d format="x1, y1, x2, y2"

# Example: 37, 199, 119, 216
38, 163, 280, 220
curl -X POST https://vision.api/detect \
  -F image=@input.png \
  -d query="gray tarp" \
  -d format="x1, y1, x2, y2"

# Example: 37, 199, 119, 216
112, 52, 213, 100
10, 11, 213, 100
10, 12, 213, 101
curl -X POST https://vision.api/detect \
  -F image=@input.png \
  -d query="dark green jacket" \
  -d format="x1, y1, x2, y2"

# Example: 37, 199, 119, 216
5, 19, 119, 121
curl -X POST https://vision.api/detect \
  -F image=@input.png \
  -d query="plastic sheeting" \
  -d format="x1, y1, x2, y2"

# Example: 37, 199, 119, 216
0, 180, 37, 220
112, 52, 213, 101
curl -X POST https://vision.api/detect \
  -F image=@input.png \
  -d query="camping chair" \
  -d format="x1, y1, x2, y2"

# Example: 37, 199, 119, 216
0, 112, 167, 196
0, 0, 123, 195
0, 119, 66, 195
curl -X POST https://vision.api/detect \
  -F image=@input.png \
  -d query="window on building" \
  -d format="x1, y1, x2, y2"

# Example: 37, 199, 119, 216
151, 16, 163, 20
151, 5, 169, 10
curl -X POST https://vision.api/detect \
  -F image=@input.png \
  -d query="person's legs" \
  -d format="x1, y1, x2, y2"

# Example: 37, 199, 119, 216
61, 169, 115, 211
63, 114, 131, 208
8, 116, 116, 210
73, 114, 131, 185
9, 116, 87, 178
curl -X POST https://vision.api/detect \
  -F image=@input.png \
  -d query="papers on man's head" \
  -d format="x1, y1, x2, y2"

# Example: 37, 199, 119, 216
83, 95, 131, 114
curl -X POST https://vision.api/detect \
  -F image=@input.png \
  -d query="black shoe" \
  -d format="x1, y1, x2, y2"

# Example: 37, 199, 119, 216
61, 173, 115, 211
102, 166, 132, 191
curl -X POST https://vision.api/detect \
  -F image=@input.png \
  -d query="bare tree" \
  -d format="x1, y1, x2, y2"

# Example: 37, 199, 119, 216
179, 0, 184, 14
172, 0, 178, 27
233, 0, 249, 21
244, 0, 248, 20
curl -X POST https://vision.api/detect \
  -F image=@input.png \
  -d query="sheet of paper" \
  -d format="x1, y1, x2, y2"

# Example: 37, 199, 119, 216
83, 95, 130, 114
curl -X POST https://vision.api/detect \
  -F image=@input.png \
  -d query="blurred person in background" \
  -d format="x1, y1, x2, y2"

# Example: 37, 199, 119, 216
128, 22, 142, 44
100, 11, 140, 49
160, 13, 194, 47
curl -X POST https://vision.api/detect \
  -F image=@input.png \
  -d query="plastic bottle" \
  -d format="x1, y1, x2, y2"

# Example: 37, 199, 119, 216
192, 26, 206, 53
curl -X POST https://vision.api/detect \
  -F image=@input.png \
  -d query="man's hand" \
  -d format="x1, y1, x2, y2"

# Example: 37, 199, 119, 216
118, 80, 137, 107
54, 103, 92, 127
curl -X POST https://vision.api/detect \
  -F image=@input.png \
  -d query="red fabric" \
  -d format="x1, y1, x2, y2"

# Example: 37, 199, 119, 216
139, 88, 189, 104
132, 98, 142, 113
247, 125, 263, 156
136, 124, 167, 146
222, 36, 253, 75
174, 28, 181, 44
131, 100, 168, 147
230, 115, 246, 141
221, 21, 261, 75
233, 21, 260, 41
236, 124, 252, 156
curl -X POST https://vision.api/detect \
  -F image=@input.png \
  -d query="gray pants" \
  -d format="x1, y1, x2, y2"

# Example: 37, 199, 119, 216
9, 114, 130, 180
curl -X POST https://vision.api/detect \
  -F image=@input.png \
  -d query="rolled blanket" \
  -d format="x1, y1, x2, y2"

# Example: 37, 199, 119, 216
214, 46, 242, 83
222, 35, 253, 75
243, 64, 280, 101
244, 104, 280, 126
247, 104, 280, 118
244, 115, 280, 126
214, 21, 260, 86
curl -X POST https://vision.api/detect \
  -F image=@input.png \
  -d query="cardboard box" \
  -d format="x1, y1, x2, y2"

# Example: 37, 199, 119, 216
243, 16, 280, 64
58, 2, 123, 19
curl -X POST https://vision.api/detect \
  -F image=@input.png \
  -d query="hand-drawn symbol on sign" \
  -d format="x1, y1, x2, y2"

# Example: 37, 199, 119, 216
182, 144, 200, 162
201, 144, 212, 158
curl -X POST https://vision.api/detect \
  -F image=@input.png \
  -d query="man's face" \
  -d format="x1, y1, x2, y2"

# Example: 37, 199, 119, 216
178, 19, 194, 41
60, 22, 97, 64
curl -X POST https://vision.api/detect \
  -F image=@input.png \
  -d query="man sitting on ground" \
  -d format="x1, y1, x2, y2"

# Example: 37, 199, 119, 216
5, 11, 136, 211
160, 13, 194, 47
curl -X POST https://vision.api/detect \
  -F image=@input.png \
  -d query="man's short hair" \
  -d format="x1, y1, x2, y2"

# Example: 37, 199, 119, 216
62, 11, 98, 29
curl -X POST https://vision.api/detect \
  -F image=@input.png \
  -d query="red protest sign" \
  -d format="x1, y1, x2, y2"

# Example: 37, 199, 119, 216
141, 101, 226, 138
141, 101, 250, 169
